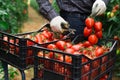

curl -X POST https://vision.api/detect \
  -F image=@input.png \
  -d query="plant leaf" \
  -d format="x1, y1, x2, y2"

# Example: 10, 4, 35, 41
0, 21, 9, 31
0, 10, 7, 15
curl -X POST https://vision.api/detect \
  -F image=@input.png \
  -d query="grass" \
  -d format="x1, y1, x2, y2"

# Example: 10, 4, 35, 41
30, 0, 39, 11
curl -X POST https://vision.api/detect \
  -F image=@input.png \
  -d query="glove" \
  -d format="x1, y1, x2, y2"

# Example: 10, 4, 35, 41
50, 16, 69, 33
90, 0, 106, 17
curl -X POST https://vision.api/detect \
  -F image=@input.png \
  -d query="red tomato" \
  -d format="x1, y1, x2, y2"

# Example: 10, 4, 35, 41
92, 60, 100, 68
47, 44, 57, 50
114, 4, 119, 10
3, 36, 8, 41
56, 41, 66, 50
85, 17, 95, 29
27, 49, 33, 56
71, 44, 81, 51
27, 40, 34, 46
48, 52, 54, 58
42, 30, 53, 40
78, 43, 84, 48
83, 41, 91, 47
65, 48, 75, 54
81, 76, 89, 80
94, 21, 102, 31
104, 74, 108, 79
114, 35, 119, 40
25, 34, 34, 46
95, 30, 103, 39
83, 26, 92, 37
37, 51, 43, 57
102, 56, 108, 63
65, 56, 72, 63
88, 34, 98, 45
83, 49, 89, 55
10, 39, 15, 49
34, 36, 38, 43
42, 30, 49, 38
73, 51, 81, 55
35, 33, 42, 44
56, 54, 63, 61
83, 65, 90, 73
66, 42, 72, 48
99, 77, 106, 80
95, 47, 104, 57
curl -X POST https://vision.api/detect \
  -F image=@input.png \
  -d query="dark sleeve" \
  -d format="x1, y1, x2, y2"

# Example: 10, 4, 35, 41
36, 0, 59, 21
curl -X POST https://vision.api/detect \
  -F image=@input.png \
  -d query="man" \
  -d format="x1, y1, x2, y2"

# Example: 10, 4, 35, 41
36, 0, 109, 36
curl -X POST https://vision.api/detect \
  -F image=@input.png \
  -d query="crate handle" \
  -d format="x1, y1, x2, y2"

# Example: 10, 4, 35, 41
109, 40, 118, 52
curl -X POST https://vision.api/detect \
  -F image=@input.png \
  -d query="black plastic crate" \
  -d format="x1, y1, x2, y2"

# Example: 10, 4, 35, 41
0, 24, 72, 70
32, 38, 117, 80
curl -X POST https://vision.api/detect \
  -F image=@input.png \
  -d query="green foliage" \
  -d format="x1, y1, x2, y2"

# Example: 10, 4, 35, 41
30, 0, 39, 11
95, 0, 120, 39
95, 3, 120, 77
8, 67, 19, 80
0, 0, 28, 33
0, 0, 28, 80
52, 0, 60, 13
114, 49, 120, 77
0, 62, 18, 80
95, 0, 120, 77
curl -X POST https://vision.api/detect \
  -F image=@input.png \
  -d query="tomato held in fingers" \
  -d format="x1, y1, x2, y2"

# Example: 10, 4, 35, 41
83, 27, 92, 37
88, 34, 98, 45
85, 17, 95, 29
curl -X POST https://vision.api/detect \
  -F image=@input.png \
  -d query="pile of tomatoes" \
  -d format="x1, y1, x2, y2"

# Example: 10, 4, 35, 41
37, 38, 110, 80
2, 27, 68, 65
25, 28, 67, 46
38, 40, 109, 62
3, 27, 67, 53
2, 22, 112, 80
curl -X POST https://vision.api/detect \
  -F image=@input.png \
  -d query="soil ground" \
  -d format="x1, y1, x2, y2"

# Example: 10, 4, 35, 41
21, 6, 48, 33
13, 3, 120, 80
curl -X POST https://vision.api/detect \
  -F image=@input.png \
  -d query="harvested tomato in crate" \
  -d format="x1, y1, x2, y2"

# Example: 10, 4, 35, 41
0, 24, 72, 70
32, 36, 117, 80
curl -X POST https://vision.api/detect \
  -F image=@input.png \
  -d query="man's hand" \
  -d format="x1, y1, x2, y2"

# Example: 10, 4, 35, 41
50, 16, 69, 33
90, 0, 106, 17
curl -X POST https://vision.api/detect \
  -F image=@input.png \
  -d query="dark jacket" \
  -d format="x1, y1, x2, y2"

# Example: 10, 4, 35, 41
36, 0, 110, 20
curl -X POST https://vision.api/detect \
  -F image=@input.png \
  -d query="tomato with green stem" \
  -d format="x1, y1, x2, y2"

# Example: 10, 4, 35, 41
85, 17, 95, 29
88, 34, 98, 45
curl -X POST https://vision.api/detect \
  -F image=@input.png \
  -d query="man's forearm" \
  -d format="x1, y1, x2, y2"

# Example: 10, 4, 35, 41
36, 0, 59, 20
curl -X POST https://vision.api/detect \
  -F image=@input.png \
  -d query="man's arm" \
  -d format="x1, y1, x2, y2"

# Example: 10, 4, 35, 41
36, 0, 69, 33
36, 0, 59, 21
